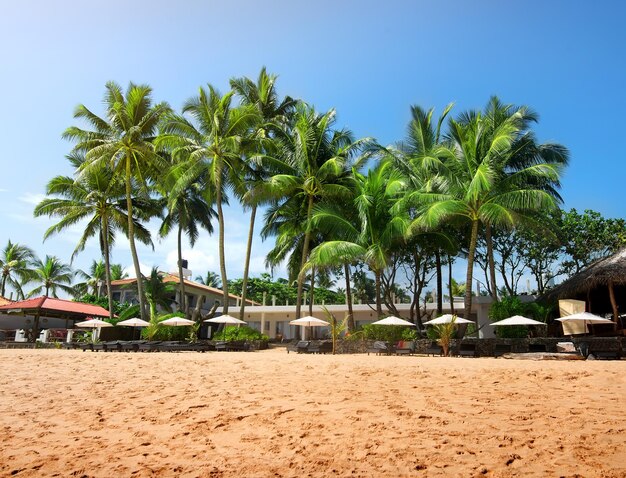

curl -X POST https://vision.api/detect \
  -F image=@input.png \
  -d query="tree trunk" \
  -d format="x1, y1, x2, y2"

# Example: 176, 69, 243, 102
375, 270, 383, 316
177, 224, 187, 316
448, 255, 455, 315
344, 263, 355, 331
464, 220, 479, 323
0, 273, 6, 297
608, 280, 619, 327
435, 250, 443, 315
215, 171, 229, 314
309, 265, 315, 316
126, 157, 148, 321
101, 216, 114, 321
239, 204, 257, 321
295, 195, 315, 320
486, 224, 498, 301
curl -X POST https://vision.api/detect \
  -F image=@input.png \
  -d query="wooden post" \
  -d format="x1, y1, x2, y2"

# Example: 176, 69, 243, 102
608, 280, 619, 327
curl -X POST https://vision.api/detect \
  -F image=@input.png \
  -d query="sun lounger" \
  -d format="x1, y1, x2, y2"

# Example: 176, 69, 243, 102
287, 340, 310, 354
395, 340, 415, 356
308, 341, 333, 354
457, 343, 476, 357
493, 344, 511, 357
138, 341, 163, 352
367, 341, 394, 355
424, 341, 443, 356
528, 343, 547, 353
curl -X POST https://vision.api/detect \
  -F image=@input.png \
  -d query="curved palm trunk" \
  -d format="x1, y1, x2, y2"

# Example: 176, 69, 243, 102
125, 158, 148, 321
101, 216, 114, 321
448, 255, 455, 315
344, 263, 354, 331
1, 273, 7, 297
177, 224, 187, 316
485, 224, 498, 301
239, 204, 257, 320
464, 220, 479, 324
215, 173, 229, 314
295, 195, 315, 320
374, 270, 383, 316
309, 265, 315, 316
435, 250, 443, 315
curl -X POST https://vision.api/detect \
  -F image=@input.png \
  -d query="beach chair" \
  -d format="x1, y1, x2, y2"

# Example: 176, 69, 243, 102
395, 340, 415, 356
308, 341, 332, 354
424, 341, 443, 356
493, 344, 511, 358
528, 343, 547, 353
367, 341, 394, 356
286, 340, 310, 354
457, 343, 476, 357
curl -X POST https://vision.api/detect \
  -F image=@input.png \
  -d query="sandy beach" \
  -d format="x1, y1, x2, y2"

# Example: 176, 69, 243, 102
0, 348, 624, 477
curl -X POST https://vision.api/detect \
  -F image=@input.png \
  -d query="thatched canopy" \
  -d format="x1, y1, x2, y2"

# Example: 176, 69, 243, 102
542, 248, 626, 302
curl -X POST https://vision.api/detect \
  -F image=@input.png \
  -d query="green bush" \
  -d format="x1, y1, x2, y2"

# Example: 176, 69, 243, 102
489, 296, 547, 338
212, 325, 268, 342
361, 324, 414, 343
141, 312, 190, 341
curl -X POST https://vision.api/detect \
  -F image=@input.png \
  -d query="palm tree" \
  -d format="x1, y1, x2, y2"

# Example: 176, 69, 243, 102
0, 240, 35, 299
110, 264, 128, 281
195, 271, 221, 288
230, 67, 296, 320
27, 255, 75, 298
144, 267, 176, 320
34, 152, 154, 319
158, 155, 216, 316
158, 85, 259, 313
305, 160, 408, 315
63, 81, 170, 321
406, 100, 568, 323
255, 105, 368, 319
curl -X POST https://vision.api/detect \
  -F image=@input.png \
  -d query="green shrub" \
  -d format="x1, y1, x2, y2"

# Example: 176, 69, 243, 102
212, 325, 268, 342
361, 324, 412, 343
489, 296, 547, 338
141, 312, 189, 341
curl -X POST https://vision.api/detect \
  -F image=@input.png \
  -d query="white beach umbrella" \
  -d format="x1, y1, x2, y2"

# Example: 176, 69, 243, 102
160, 317, 196, 327
117, 317, 151, 339
490, 316, 546, 326
117, 317, 151, 327
289, 316, 330, 327
289, 316, 329, 340
75, 318, 113, 342
423, 314, 474, 325
75, 318, 113, 328
204, 314, 247, 325
556, 312, 613, 335
370, 316, 415, 327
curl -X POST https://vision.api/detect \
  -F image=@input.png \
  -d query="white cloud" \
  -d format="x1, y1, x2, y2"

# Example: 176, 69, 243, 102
19, 192, 46, 205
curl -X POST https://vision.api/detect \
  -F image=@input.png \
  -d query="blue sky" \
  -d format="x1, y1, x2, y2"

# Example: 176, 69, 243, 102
1, 0, 625, 295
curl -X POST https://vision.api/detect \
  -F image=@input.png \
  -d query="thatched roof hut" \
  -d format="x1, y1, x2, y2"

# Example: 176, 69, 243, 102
542, 248, 626, 326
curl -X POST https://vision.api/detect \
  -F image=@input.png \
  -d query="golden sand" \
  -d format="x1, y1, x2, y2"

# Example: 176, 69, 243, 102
0, 348, 624, 477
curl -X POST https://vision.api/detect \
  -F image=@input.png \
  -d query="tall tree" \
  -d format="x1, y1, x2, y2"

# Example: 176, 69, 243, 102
306, 160, 409, 315
34, 152, 154, 319
158, 154, 216, 316
158, 85, 259, 314
27, 255, 75, 298
63, 81, 170, 321
255, 105, 367, 319
0, 240, 35, 299
230, 67, 296, 320
406, 99, 568, 323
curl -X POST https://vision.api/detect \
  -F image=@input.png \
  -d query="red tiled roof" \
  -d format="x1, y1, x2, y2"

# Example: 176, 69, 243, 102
0, 296, 110, 317
0, 296, 12, 306
111, 273, 260, 305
